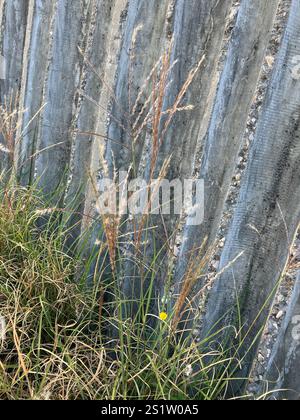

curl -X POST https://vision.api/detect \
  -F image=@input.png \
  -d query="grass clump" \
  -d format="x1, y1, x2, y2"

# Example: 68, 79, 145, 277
0, 182, 238, 400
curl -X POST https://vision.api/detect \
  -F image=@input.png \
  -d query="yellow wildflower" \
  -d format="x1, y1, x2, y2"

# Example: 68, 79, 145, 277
159, 312, 168, 321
